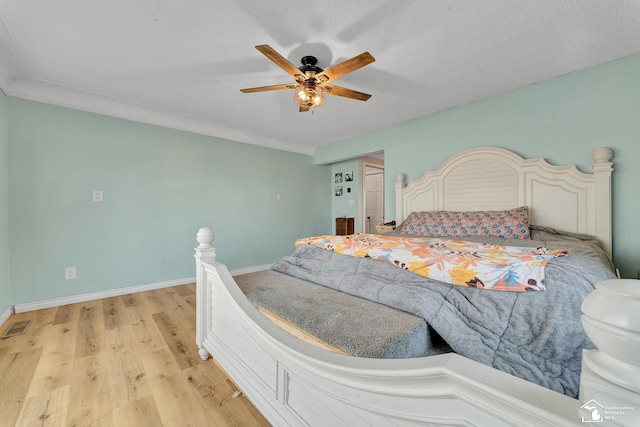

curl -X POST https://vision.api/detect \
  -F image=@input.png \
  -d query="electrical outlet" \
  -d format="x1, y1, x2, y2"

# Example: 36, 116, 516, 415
65, 267, 76, 280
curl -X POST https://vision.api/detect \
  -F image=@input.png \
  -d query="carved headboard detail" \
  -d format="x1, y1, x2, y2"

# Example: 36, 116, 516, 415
395, 147, 613, 257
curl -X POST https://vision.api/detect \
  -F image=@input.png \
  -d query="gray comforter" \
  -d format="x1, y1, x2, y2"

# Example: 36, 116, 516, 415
271, 226, 616, 398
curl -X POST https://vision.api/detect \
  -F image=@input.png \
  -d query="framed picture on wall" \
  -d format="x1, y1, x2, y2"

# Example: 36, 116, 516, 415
335, 173, 343, 183
335, 186, 343, 196
345, 171, 354, 182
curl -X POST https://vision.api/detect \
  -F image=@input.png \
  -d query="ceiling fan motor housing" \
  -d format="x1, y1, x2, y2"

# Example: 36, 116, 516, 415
298, 56, 323, 75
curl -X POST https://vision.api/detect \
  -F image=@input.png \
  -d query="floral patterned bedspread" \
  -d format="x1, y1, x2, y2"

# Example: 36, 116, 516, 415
295, 234, 568, 291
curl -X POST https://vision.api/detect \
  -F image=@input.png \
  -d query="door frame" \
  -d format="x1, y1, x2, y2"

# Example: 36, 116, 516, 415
360, 156, 385, 233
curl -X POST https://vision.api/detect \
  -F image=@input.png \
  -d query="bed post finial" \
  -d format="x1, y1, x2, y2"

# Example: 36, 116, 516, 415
580, 279, 640, 423
592, 147, 613, 165
196, 227, 215, 249
195, 227, 217, 360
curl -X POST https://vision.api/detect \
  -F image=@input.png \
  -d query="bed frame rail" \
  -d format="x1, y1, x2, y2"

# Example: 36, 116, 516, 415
195, 228, 640, 426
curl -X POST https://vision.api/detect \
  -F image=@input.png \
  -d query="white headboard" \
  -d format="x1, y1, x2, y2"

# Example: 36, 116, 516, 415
395, 147, 613, 257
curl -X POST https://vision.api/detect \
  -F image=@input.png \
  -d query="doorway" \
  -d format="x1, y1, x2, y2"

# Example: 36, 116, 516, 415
363, 164, 384, 234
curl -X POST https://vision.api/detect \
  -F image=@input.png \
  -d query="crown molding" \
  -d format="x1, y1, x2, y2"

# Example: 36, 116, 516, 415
2, 77, 315, 156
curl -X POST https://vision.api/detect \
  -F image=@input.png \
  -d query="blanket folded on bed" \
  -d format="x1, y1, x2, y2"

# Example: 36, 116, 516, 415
296, 234, 568, 291
272, 232, 616, 398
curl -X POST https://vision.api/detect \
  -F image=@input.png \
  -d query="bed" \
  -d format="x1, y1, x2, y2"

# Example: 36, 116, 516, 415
195, 147, 640, 426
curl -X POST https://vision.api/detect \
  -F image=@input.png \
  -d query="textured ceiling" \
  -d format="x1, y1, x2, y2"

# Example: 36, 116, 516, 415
1, 1, 639, 155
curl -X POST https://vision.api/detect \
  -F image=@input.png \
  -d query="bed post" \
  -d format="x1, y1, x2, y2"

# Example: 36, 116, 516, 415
194, 227, 216, 360
580, 279, 640, 425
591, 147, 613, 259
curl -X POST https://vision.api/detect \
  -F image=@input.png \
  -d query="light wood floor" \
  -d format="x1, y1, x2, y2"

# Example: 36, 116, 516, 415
0, 284, 271, 427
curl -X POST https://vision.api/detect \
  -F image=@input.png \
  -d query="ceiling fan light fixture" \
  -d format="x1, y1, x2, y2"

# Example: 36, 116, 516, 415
293, 81, 326, 109
241, 45, 375, 112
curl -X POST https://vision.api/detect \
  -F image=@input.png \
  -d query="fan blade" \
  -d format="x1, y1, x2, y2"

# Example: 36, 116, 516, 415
324, 84, 372, 101
299, 105, 310, 113
240, 83, 296, 93
255, 45, 305, 81
316, 52, 375, 83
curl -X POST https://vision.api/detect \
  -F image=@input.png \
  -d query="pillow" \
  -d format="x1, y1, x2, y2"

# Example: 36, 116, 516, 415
399, 206, 530, 239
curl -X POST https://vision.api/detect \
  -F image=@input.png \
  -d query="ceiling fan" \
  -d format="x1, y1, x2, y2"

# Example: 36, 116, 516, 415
240, 45, 375, 112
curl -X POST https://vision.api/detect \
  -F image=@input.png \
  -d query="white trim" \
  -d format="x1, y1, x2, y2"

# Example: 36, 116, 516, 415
4, 78, 314, 156
9, 263, 272, 315
361, 162, 385, 234
230, 264, 272, 276
13, 276, 195, 313
0, 306, 13, 329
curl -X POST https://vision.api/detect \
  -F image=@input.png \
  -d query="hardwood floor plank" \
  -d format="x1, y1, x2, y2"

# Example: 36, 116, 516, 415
112, 395, 164, 427
176, 284, 196, 313
14, 384, 70, 427
121, 292, 142, 309
138, 290, 168, 315
26, 323, 77, 398
0, 347, 44, 426
105, 345, 152, 411
187, 361, 271, 427
66, 352, 112, 427
124, 299, 165, 355
157, 287, 197, 335
173, 283, 195, 298
152, 312, 200, 370
102, 296, 129, 331
159, 287, 196, 316
0, 284, 270, 427
74, 301, 106, 359
52, 304, 75, 325
143, 348, 228, 426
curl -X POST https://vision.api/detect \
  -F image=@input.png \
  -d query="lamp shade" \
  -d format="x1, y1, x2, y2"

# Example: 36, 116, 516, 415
293, 81, 326, 109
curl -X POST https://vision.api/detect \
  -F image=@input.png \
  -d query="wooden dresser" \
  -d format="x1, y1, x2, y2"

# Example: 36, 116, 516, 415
335, 217, 354, 235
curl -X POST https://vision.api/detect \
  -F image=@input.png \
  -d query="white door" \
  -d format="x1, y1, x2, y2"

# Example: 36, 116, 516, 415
364, 167, 384, 233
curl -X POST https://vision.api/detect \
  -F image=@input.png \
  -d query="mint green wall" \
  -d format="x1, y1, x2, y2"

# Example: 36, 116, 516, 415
331, 159, 360, 233
0, 90, 9, 314
7, 98, 330, 305
317, 54, 640, 278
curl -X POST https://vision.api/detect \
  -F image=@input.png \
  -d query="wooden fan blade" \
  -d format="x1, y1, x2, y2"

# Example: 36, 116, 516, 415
240, 83, 296, 93
255, 45, 305, 81
324, 84, 372, 101
299, 105, 310, 112
317, 52, 375, 83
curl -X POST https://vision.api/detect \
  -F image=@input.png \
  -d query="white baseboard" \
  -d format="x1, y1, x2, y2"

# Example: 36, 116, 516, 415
230, 264, 272, 276
14, 276, 196, 314
0, 306, 13, 329
10, 264, 272, 315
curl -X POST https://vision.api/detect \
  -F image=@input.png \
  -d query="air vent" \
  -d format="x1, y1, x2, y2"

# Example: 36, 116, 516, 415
0, 320, 32, 339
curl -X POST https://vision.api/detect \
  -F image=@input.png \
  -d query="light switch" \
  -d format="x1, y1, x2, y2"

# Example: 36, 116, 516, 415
93, 190, 103, 202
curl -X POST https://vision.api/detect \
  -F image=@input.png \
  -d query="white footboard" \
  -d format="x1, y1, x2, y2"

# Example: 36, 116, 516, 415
195, 229, 640, 426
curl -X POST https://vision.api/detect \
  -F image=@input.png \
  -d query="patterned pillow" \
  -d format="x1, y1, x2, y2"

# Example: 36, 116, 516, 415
399, 206, 530, 239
